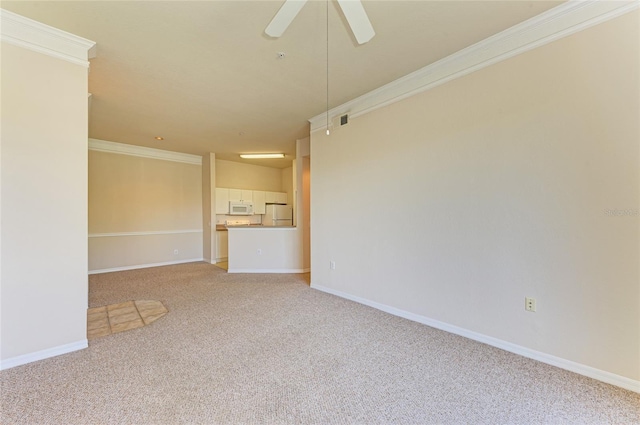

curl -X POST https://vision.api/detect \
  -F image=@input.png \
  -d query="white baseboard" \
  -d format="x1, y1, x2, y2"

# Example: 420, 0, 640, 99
88, 258, 204, 274
228, 268, 309, 274
0, 340, 88, 371
311, 283, 640, 394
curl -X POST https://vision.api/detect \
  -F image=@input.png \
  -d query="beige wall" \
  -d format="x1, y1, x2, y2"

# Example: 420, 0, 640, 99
295, 137, 311, 271
202, 154, 215, 263
282, 165, 294, 206
216, 159, 283, 191
1, 42, 89, 362
89, 151, 202, 233
202, 155, 212, 262
311, 11, 639, 383
88, 150, 203, 272
89, 233, 203, 271
302, 156, 310, 270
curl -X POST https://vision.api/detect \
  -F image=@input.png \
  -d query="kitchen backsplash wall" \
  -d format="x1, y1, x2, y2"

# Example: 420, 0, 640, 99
216, 214, 262, 225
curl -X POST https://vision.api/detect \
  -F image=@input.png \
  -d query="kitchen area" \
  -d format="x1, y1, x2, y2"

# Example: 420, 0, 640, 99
88, 142, 309, 275
214, 187, 303, 273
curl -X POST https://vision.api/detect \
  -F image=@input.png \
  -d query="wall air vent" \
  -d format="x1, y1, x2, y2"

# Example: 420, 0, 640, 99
340, 114, 349, 126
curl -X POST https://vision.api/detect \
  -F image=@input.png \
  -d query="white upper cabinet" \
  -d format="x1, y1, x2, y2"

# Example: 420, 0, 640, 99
241, 190, 253, 202
265, 191, 288, 204
252, 190, 266, 214
228, 189, 253, 203
217, 187, 287, 215
275, 192, 288, 204
215, 188, 230, 214
265, 191, 276, 203
228, 189, 241, 202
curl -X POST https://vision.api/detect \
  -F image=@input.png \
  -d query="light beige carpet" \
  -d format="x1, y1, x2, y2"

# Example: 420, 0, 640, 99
0, 262, 638, 424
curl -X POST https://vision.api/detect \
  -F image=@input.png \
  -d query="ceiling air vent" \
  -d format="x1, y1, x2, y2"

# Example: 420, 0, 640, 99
340, 114, 349, 126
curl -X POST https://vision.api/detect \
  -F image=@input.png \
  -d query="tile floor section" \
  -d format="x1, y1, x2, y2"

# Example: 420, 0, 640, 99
87, 300, 168, 339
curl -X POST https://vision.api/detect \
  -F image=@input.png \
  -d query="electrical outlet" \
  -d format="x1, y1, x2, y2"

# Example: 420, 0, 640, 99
257, 249, 262, 255
330, 261, 336, 270
173, 249, 179, 255
525, 297, 536, 312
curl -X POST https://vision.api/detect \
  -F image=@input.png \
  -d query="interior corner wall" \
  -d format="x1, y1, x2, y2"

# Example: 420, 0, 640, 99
1, 42, 89, 364
296, 137, 311, 271
310, 11, 639, 384
202, 155, 216, 263
302, 156, 310, 271
209, 152, 219, 264
282, 165, 294, 206
88, 150, 203, 272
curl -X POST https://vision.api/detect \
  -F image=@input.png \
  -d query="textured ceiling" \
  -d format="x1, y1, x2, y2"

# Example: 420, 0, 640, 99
2, 1, 563, 168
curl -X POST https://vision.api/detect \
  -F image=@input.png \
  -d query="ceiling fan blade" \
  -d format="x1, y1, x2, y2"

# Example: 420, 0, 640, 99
265, 0, 308, 38
336, 0, 375, 44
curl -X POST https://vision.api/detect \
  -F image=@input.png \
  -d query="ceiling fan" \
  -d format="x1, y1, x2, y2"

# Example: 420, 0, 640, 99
265, 0, 375, 45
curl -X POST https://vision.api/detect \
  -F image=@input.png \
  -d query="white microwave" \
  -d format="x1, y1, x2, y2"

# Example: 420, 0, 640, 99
229, 202, 253, 215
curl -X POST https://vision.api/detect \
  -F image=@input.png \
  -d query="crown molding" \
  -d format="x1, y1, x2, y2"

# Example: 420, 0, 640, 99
88, 139, 203, 165
0, 8, 96, 67
309, 0, 639, 132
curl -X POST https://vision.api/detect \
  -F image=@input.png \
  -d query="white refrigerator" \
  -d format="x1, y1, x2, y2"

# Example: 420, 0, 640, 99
263, 204, 293, 226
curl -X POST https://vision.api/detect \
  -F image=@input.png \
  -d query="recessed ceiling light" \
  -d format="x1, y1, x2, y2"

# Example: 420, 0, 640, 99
239, 153, 285, 159
155, 136, 164, 141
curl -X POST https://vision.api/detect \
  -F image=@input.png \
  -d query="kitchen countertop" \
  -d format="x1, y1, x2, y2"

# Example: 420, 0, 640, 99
218, 224, 295, 230
216, 224, 264, 230
224, 224, 295, 229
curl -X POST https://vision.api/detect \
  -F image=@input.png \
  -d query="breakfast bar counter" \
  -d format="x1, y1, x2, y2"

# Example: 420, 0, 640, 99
226, 226, 304, 273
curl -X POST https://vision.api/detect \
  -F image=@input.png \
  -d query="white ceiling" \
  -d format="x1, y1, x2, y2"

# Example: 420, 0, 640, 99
2, 1, 563, 168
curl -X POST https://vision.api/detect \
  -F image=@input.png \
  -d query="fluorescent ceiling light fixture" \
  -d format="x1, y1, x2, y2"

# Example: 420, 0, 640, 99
239, 153, 285, 159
